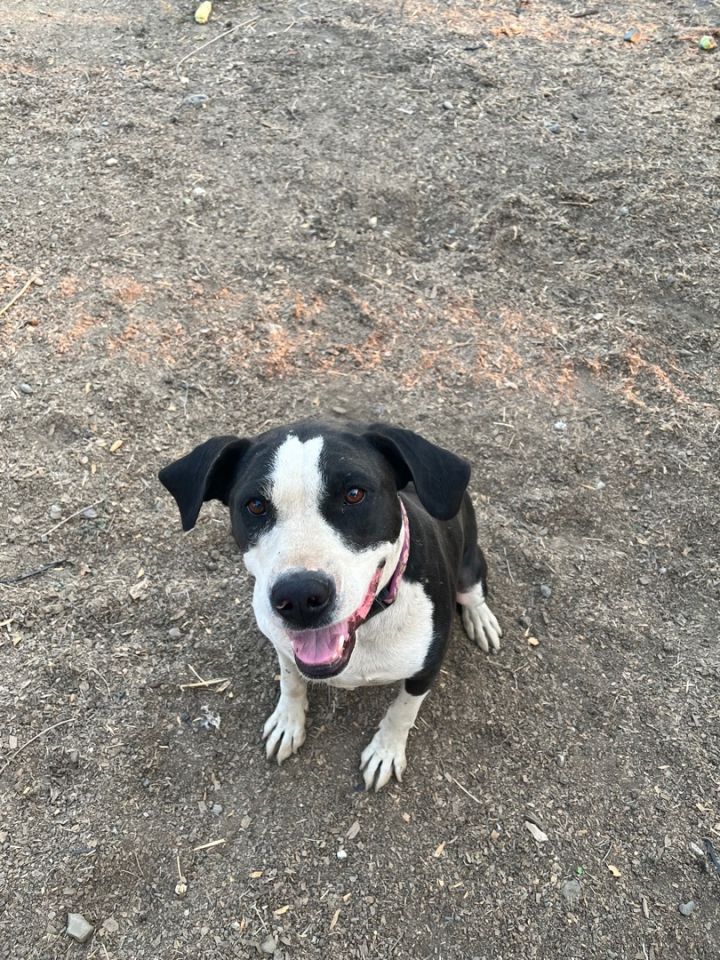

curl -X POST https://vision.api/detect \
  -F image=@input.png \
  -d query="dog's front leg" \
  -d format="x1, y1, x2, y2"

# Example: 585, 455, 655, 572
262, 651, 308, 764
361, 686, 428, 791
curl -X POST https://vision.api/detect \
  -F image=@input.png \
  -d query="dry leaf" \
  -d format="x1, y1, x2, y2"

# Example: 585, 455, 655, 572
249, 870, 263, 879
109, 439, 124, 453
330, 908, 340, 931
128, 579, 148, 600
346, 820, 360, 841
433, 841, 446, 858
524, 821, 549, 843
194, 1, 212, 24
402, 812, 411, 823
273, 905, 290, 916
608, 864, 621, 878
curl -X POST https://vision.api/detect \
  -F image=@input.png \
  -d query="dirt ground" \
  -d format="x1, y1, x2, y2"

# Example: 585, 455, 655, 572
1, 0, 719, 957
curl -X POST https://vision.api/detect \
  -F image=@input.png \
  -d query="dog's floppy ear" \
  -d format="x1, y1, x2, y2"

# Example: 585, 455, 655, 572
158, 436, 251, 532
363, 423, 470, 521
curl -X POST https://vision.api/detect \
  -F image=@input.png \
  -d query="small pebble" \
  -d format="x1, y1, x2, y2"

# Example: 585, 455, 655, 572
19, 383, 33, 395
336, 849, 348, 860
547, 122, 561, 134
81, 507, 98, 520
560, 878, 582, 907
367, 217, 377, 229
678, 900, 695, 917
331, 405, 348, 416
211, 803, 223, 815
261, 936, 278, 955
192, 186, 207, 199
553, 419, 567, 431
619, 206, 630, 217
442, 100, 454, 110
66, 913, 94, 943
102, 917, 119, 934
68, 749, 80, 767
184, 93, 209, 106
48, 504, 62, 521
518, 614, 531, 629
105, 158, 118, 167
540, 584, 552, 599
662, 641, 674, 654
168, 627, 182, 640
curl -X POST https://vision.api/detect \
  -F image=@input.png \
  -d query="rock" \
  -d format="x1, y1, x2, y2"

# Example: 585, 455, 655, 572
442, 100, 454, 110
67, 913, 94, 943
19, 383, 33, 394
336, 848, 348, 860
540, 584, 552, 599
547, 123, 561, 134
261, 935, 278, 954
105, 157, 118, 166
662, 641, 674, 653
553, 419, 567, 431
168, 627, 182, 640
102, 917, 119, 934
68, 749, 80, 766
48, 504, 62, 521
192, 186, 207, 199
81, 507, 98, 519
184, 93, 209, 107
211, 803, 223, 815
561, 878, 582, 907
678, 900, 696, 917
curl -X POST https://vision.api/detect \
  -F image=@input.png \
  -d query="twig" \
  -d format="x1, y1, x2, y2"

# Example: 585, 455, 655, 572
447, 774, 482, 804
175, 17, 259, 77
0, 275, 37, 319
503, 548, 515, 584
40, 497, 106, 540
193, 838, 227, 852
179, 677, 231, 690
570, 8, 600, 17
704, 838, 720, 876
0, 559, 71, 586
0, 717, 76, 776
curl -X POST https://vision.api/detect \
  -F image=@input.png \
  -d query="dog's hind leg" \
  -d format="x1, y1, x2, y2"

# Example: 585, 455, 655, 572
457, 505, 502, 653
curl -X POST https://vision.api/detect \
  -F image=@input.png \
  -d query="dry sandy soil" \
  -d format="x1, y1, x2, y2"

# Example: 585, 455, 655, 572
1, 0, 719, 957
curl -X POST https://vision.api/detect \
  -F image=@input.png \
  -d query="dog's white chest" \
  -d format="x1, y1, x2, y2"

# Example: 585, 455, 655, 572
324, 580, 434, 689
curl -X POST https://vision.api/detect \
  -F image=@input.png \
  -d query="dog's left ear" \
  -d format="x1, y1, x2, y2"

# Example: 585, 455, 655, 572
363, 423, 470, 521
158, 435, 251, 532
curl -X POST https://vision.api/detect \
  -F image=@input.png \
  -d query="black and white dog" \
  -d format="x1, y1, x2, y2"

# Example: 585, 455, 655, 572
159, 421, 501, 790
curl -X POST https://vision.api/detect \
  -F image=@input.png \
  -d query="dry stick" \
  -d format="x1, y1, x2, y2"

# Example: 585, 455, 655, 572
448, 774, 482, 805
0, 717, 76, 776
179, 677, 231, 690
0, 275, 36, 319
175, 17, 259, 77
0, 559, 71, 586
193, 838, 227, 852
40, 497, 106, 540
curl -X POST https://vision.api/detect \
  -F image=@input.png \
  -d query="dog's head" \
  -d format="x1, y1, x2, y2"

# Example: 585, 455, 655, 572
159, 421, 469, 679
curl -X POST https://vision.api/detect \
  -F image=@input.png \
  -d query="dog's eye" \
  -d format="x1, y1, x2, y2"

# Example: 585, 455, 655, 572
246, 497, 268, 517
344, 487, 366, 505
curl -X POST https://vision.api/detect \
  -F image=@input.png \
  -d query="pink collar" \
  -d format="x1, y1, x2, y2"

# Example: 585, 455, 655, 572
378, 499, 410, 607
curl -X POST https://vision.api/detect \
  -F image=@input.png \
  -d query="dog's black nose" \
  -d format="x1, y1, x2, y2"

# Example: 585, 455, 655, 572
271, 572, 336, 628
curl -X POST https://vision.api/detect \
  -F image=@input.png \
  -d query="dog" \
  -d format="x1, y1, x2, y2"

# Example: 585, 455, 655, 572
159, 420, 501, 790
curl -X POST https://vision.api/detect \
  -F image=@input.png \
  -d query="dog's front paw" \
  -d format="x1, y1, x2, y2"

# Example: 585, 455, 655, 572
360, 728, 408, 792
262, 696, 307, 764
461, 601, 502, 654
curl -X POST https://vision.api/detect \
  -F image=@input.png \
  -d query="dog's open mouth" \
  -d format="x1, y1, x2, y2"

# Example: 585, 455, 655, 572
289, 566, 384, 679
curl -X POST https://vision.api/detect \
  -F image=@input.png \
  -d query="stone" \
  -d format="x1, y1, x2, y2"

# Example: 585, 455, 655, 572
561, 878, 582, 907
67, 913, 94, 943
678, 900, 696, 917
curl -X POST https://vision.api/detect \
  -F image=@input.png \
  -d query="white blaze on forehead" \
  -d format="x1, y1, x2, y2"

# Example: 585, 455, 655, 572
269, 434, 325, 517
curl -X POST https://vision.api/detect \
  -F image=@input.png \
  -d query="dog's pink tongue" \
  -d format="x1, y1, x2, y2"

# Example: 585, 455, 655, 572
291, 622, 349, 667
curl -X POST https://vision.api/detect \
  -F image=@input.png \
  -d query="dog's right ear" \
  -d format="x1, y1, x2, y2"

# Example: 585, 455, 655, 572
158, 436, 251, 532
